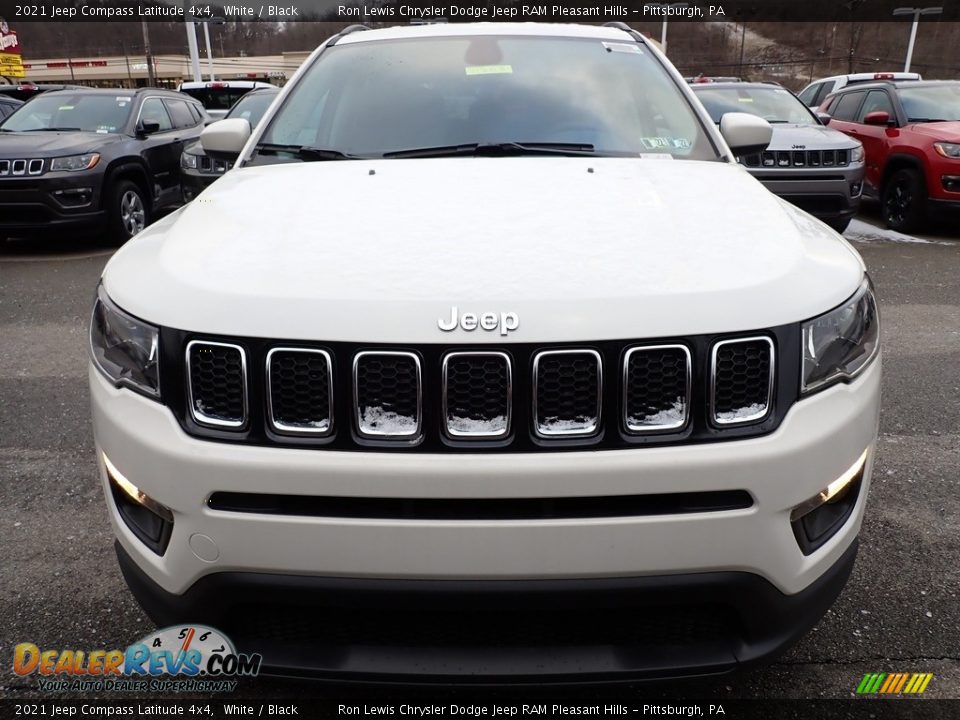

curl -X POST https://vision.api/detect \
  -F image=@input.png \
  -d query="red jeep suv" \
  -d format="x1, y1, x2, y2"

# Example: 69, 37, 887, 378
819, 80, 960, 232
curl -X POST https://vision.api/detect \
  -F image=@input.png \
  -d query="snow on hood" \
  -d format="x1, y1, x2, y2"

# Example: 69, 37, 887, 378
103, 157, 865, 343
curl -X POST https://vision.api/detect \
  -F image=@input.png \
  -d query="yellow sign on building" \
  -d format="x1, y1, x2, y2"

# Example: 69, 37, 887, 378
0, 51, 25, 78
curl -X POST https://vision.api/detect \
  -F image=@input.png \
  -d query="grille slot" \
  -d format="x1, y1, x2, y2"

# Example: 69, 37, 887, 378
533, 350, 602, 437
623, 345, 691, 433
186, 341, 247, 428
710, 337, 774, 426
442, 352, 511, 438
12, 159, 26, 175
0, 160, 8, 175
28, 159, 43, 175
354, 351, 422, 439
266, 348, 333, 436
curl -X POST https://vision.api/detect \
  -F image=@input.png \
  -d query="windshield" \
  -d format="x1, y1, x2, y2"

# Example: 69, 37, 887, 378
257, 35, 716, 160
899, 83, 960, 122
0, 93, 132, 133
226, 92, 278, 127
182, 87, 259, 112
694, 86, 817, 125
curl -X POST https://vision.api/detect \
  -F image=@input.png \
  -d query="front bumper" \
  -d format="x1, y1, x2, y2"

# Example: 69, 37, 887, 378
90, 356, 880, 678
116, 537, 858, 682
0, 172, 106, 233
750, 165, 864, 221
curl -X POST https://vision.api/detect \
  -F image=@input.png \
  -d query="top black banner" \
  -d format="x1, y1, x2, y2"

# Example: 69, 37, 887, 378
1, 0, 958, 23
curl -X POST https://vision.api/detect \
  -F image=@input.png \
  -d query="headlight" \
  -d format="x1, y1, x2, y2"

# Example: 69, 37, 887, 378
934, 142, 960, 159
181, 152, 198, 169
801, 278, 879, 395
90, 285, 160, 399
850, 144, 864, 163
51, 153, 100, 172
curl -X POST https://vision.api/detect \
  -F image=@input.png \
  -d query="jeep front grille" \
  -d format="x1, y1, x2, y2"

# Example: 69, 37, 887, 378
443, 352, 511, 438
624, 345, 691, 433
353, 351, 422, 439
172, 330, 789, 451
267, 348, 333, 436
186, 341, 247, 428
744, 150, 850, 169
710, 337, 774, 426
533, 350, 602, 437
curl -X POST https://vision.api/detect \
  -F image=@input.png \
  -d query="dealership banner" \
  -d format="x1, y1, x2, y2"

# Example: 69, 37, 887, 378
0, 0, 956, 22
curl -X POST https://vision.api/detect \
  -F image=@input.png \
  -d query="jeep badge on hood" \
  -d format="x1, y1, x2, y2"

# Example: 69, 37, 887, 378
438, 306, 519, 336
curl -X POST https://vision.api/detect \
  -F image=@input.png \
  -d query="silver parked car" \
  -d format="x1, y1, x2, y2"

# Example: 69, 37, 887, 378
693, 82, 865, 232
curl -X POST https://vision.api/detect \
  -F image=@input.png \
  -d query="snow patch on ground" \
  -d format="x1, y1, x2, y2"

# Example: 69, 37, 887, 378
844, 219, 952, 245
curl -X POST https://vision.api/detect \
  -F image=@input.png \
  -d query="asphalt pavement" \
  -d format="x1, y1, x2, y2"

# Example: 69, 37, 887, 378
1, 209, 958, 705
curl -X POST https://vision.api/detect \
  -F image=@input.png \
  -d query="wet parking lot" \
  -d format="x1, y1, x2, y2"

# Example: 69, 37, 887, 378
1, 207, 958, 702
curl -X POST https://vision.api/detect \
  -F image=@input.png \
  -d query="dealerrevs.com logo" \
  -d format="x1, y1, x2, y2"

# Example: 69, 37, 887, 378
13, 625, 261, 693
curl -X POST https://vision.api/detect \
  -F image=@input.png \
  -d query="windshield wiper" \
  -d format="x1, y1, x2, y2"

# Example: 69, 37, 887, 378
255, 142, 359, 161
30, 127, 83, 132
908, 118, 949, 123
383, 142, 595, 159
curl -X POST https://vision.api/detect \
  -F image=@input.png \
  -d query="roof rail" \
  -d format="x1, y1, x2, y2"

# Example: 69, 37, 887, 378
603, 21, 648, 43
328, 24, 371, 46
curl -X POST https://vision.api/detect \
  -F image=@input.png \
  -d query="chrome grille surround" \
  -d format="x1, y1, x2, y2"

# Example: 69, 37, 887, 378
532, 349, 603, 438
441, 351, 512, 439
709, 336, 775, 427
623, 344, 692, 433
266, 347, 334, 437
185, 340, 248, 429
353, 350, 423, 440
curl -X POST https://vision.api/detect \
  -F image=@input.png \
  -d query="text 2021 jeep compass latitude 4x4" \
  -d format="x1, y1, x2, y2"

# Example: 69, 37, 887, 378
89, 23, 881, 681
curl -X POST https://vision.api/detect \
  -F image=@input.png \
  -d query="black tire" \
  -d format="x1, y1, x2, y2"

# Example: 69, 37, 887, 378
881, 168, 926, 233
106, 179, 150, 244
825, 217, 851, 234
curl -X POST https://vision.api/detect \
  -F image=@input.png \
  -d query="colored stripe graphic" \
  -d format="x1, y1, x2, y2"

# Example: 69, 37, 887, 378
857, 672, 933, 694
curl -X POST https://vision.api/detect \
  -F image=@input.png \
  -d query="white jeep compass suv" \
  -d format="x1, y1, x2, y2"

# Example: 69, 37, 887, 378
89, 22, 881, 681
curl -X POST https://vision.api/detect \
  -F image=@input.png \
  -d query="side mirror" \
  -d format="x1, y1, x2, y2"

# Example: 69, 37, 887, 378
719, 112, 773, 157
864, 111, 892, 126
200, 118, 250, 160
817, 112, 832, 126
137, 120, 161, 137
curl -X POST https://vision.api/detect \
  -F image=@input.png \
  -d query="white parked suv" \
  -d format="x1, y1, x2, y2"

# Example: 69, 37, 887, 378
89, 22, 881, 681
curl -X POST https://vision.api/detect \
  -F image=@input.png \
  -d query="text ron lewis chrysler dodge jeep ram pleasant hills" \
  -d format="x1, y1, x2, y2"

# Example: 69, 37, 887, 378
89, 22, 881, 681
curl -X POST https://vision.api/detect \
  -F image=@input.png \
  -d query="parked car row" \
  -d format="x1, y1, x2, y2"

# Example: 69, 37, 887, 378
0, 80, 275, 243
685, 70, 959, 233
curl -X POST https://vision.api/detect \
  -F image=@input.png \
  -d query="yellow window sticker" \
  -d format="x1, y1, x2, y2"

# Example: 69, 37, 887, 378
465, 65, 513, 76
58, 105, 74, 110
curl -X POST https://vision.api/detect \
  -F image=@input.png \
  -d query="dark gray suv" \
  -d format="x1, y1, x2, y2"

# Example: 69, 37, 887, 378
693, 82, 865, 232
0, 88, 208, 242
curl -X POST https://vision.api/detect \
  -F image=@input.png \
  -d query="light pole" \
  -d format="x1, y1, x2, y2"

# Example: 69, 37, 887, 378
644, 3, 689, 56
892, 6, 943, 73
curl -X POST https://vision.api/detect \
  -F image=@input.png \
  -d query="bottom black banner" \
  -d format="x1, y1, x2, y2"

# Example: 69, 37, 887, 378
0, 699, 953, 720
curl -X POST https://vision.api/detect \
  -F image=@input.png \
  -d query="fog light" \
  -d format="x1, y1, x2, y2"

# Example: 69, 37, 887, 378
791, 449, 867, 555
851, 181, 863, 197
942, 176, 960, 193
103, 453, 173, 555
52, 187, 93, 208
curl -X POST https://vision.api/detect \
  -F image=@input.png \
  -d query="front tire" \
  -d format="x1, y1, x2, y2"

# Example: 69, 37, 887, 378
882, 168, 926, 233
825, 217, 851, 234
107, 180, 149, 244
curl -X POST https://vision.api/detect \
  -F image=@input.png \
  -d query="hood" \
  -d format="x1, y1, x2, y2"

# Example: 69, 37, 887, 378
767, 123, 859, 151
904, 121, 960, 142
103, 157, 865, 344
0, 130, 121, 157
